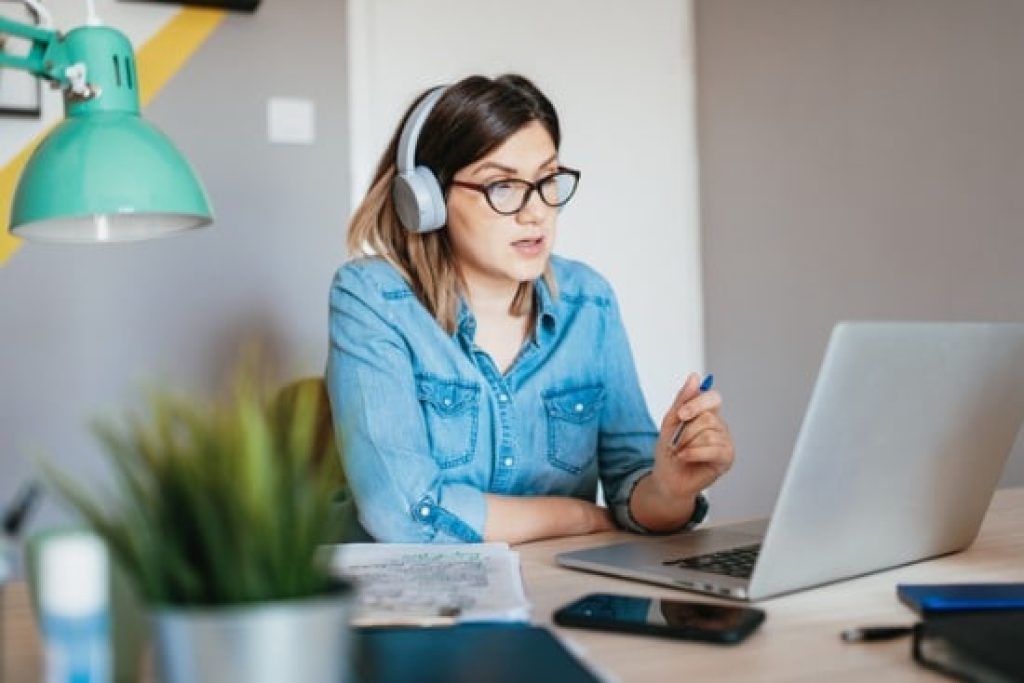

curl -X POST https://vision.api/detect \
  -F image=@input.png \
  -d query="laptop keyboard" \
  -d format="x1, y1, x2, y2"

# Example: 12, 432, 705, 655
662, 543, 762, 579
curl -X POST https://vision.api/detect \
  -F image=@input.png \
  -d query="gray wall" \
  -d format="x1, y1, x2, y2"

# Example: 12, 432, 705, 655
0, 0, 348, 527
697, 0, 1024, 519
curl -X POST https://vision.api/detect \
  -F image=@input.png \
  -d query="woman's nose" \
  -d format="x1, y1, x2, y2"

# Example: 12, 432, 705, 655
517, 188, 549, 223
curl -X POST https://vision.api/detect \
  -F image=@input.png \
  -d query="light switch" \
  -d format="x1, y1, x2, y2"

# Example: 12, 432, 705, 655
267, 97, 316, 145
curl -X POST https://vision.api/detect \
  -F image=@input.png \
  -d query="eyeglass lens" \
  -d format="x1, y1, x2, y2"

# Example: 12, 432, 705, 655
487, 171, 578, 214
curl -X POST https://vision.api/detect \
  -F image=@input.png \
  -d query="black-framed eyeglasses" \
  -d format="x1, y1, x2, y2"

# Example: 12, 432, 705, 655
449, 167, 581, 215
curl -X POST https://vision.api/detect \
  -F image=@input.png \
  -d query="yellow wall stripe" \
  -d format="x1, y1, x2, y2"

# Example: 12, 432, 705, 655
0, 7, 227, 264
136, 8, 225, 107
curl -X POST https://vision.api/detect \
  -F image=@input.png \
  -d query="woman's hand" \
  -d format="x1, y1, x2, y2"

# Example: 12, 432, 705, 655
651, 372, 735, 501
628, 373, 735, 532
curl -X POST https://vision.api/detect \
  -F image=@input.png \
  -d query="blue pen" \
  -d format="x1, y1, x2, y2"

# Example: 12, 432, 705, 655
670, 374, 714, 447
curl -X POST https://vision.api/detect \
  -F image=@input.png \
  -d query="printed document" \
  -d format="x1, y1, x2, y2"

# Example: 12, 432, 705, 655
330, 542, 531, 626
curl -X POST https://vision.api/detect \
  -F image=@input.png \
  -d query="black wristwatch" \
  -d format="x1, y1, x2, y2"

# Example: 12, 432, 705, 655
687, 492, 710, 528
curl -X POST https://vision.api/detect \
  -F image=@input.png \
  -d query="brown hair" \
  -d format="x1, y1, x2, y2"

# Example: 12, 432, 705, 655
346, 74, 560, 333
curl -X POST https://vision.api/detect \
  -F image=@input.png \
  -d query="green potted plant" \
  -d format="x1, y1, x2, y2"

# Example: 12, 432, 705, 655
46, 365, 354, 683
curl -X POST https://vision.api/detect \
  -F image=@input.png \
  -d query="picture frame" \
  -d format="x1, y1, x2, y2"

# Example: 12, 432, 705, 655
0, 0, 42, 117
118, 0, 261, 12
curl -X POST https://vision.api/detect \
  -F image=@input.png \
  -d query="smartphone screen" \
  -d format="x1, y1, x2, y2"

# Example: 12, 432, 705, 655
554, 593, 765, 644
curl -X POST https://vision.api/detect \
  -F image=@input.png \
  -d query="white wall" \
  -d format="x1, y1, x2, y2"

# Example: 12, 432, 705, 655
346, 0, 703, 419
0, 0, 349, 529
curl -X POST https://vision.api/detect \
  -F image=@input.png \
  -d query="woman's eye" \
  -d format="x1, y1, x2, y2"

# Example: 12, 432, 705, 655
489, 182, 516, 198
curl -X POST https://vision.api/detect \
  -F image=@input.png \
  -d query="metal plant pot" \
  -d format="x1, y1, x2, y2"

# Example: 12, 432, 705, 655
152, 586, 353, 683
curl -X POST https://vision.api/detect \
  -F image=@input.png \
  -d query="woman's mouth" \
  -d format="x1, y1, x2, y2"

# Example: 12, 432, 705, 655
512, 236, 545, 257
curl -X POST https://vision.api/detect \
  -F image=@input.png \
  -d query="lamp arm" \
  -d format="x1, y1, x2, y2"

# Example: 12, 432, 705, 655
0, 15, 71, 85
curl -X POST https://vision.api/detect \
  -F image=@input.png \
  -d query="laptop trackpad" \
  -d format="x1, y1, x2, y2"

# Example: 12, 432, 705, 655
653, 526, 765, 561
565, 523, 766, 567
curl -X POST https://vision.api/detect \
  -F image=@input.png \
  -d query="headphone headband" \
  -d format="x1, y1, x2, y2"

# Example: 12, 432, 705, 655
396, 86, 447, 175
392, 86, 449, 233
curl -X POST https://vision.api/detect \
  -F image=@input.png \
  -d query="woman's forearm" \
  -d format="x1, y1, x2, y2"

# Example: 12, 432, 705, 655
483, 494, 615, 545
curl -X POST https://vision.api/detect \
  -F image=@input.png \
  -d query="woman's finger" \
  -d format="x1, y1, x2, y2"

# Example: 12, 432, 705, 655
671, 413, 726, 450
673, 433, 728, 457
676, 390, 722, 422
659, 373, 703, 432
676, 446, 735, 476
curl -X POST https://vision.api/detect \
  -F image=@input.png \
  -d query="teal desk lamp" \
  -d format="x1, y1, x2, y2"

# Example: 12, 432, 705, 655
0, 1, 213, 242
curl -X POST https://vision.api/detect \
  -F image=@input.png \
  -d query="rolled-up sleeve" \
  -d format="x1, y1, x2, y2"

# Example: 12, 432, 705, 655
326, 266, 485, 543
596, 287, 710, 533
594, 288, 661, 532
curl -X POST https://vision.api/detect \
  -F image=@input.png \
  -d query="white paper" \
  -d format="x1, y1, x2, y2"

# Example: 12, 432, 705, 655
330, 542, 531, 626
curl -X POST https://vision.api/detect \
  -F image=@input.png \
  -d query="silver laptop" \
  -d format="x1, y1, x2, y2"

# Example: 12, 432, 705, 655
558, 322, 1024, 601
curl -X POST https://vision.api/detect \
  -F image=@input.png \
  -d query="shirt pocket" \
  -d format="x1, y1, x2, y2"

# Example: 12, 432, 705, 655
415, 374, 481, 469
543, 384, 605, 474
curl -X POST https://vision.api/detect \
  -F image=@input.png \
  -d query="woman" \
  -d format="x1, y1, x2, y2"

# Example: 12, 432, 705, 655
327, 74, 734, 544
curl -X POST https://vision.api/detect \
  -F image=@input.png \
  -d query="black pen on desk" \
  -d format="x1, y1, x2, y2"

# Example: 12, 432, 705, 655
670, 374, 715, 448
840, 625, 916, 643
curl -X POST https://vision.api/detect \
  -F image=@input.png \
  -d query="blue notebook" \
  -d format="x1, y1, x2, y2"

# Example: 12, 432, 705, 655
898, 583, 1024, 614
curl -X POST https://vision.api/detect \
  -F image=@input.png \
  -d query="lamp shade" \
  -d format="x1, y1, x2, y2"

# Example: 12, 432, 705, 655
3, 24, 213, 243
10, 112, 213, 243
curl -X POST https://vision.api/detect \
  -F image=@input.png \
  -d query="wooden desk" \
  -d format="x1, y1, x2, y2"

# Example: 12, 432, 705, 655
3, 487, 1022, 682
518, 486, 1024, 682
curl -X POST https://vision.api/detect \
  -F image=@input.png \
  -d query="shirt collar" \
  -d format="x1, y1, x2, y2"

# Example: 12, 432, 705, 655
532, 276, 559, 345
453, 279, 560, 347
455, 296, 477, 343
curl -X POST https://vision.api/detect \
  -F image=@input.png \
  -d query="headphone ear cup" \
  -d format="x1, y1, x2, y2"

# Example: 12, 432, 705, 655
393, 167, 446, 233
414, 166, 446, 232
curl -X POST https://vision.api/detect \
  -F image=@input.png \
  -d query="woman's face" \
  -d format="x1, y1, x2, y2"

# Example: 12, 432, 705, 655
446, 120, 560, 296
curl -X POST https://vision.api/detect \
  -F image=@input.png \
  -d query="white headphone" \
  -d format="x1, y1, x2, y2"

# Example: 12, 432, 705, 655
392, 86, 448, 233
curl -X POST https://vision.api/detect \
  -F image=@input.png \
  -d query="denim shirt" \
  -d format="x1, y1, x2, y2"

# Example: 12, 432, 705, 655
326, 255, 662, 543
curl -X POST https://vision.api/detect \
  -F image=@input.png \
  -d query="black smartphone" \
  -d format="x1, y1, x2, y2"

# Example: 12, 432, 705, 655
553, 592, 765, 644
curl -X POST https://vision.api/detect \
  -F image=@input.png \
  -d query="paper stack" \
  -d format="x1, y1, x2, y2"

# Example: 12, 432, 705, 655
330, 542, 531, 626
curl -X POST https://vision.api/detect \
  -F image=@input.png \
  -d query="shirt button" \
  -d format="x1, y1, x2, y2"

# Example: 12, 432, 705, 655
503, 457, 514, 467
574, 403, 585, 413
498, 394, 509, 403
